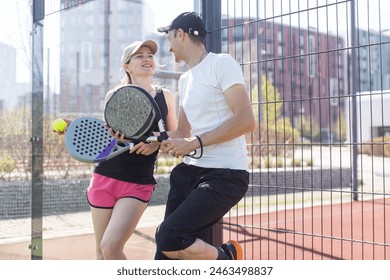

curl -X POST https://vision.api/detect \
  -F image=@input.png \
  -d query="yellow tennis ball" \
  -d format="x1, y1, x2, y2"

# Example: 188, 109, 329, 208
52, 118, 67, 133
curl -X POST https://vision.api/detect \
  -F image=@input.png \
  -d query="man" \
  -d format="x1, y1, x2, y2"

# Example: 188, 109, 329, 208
155, 12, 256, 260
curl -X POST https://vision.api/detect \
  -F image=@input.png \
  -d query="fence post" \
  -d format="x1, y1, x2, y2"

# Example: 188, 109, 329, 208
31, 0, 45, 260
203, 0, 222, 53
350, 0, 359, 201
202, 0, 223, 247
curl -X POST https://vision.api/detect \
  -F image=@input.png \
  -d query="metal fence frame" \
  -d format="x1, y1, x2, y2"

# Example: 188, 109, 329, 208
26, 0, 390, 260
203, 0, 389, 260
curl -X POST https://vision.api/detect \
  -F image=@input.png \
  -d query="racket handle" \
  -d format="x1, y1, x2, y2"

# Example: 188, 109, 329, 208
157, 132, 169, 142
145, 132, 168, 142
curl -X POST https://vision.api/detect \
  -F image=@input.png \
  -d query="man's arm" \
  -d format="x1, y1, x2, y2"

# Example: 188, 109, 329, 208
161, 84, 255, 157
197, 83, 255, 147
167, 106, 192, 139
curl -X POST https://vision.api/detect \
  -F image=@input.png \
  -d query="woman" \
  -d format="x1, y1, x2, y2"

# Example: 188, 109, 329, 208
57, 40, 177, 259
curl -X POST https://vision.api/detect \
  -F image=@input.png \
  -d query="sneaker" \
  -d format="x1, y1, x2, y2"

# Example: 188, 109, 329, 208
220, 240, 243, 260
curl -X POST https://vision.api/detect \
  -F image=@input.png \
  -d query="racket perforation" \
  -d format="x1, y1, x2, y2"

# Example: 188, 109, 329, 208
65, 117, 132, 163
66, 117, 117, 162
104, 86, 157, 140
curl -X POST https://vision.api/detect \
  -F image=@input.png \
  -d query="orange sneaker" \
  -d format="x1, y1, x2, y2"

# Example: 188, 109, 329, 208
220, 240, 243, 260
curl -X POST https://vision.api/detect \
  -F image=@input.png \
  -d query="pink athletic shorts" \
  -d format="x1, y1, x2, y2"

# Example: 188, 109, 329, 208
86, 173, 155, 208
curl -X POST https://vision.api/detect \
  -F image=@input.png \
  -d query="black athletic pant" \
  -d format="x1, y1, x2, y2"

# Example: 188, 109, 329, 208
155, 163, 249, 259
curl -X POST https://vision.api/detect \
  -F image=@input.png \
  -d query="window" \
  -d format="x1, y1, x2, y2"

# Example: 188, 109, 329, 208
81, 41, 92, 72
329, 77, 339, 106
308, 35, 316, 77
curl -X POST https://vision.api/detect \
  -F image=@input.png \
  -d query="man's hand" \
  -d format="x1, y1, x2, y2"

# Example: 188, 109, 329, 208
160, 137, 200, 158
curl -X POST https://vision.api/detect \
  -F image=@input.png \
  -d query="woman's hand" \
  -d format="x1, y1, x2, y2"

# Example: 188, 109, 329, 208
106, 125, 159, 155
52, 119, 72, 136
130, 142, 160, 156
107, 127, 133, 143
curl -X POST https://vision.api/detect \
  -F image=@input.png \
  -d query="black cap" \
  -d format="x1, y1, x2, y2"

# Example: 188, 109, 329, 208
157, 12, 207, 38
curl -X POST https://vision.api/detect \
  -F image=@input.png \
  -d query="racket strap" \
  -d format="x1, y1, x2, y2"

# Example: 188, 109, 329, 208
96, 139, 131, 161
95, 139, 118, 161
157, 131, 169, 142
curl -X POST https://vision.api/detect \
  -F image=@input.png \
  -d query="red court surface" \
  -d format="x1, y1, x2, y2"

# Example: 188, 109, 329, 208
1, 198, 389, 260
225, 198, 390, 260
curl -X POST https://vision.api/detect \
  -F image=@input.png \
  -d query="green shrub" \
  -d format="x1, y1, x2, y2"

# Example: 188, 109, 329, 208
0, 156, 16, 173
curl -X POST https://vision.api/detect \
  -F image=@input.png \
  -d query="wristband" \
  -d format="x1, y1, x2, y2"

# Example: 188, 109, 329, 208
192, 135, 203, 159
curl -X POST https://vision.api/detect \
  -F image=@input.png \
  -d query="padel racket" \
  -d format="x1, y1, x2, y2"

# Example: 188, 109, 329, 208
65, 117, 133, 163
104, 85, 168, 142
104, 85, 202, 158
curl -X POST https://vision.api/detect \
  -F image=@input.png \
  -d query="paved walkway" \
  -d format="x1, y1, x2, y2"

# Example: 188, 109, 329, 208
0, 228, 157, 260
0, 205, 164, 260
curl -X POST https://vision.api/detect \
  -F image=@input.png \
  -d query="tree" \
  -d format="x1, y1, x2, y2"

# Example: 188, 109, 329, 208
261, 75, 283, 127
296, 114, 320, 141
249, 75, 299, 166
332, 112, 347, 142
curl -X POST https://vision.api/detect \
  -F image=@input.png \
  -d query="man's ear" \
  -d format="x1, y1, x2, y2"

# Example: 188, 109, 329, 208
177, 28, 185, 40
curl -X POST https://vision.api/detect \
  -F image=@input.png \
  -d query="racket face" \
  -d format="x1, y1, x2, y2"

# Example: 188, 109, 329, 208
104, 85, 158, 140
65, 117, 114, 163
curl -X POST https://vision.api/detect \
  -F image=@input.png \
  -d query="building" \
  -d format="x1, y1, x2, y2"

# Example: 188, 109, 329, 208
59, 0, 145, 114
222, 18, 345, 141
0, 43, 17, 110
346, 90, 390, 142
357, 29, 390, 92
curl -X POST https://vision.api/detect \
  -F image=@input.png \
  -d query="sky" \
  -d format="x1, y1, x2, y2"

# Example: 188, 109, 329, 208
0, 0, 31, 84
144, 0, 195, 30
0, 0, 194, 86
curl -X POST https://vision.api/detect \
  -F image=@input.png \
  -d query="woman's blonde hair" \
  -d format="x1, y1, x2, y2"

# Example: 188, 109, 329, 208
121, 72, 132, 85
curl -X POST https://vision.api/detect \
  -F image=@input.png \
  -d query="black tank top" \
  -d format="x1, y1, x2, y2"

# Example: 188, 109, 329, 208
93, 88, 168, 184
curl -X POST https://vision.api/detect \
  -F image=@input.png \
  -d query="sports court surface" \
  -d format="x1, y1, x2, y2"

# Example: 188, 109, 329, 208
1, 198, 389, 260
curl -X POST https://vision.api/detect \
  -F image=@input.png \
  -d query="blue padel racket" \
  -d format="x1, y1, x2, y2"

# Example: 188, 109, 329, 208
65, 117, 133, 163
104, 85, 202, 158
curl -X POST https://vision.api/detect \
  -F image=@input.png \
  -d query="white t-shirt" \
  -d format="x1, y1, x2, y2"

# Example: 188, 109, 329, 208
178, 52, 249, 171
